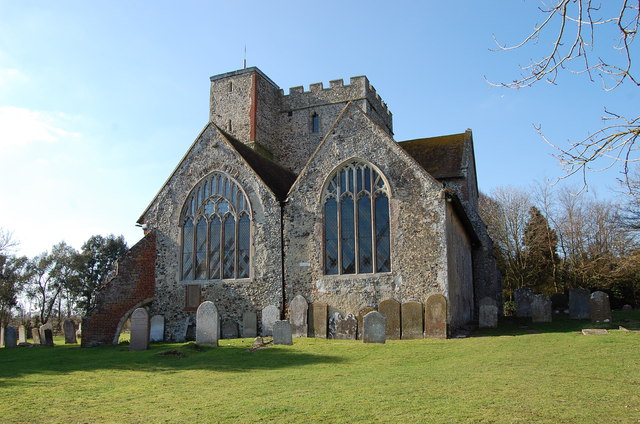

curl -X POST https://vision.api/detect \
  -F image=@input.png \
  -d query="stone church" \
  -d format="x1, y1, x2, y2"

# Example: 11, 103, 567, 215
82, 67, 501, 345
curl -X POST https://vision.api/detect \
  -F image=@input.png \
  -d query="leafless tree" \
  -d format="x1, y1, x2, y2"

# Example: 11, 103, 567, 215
0, 228, 18, 255
489, 0, 640, 188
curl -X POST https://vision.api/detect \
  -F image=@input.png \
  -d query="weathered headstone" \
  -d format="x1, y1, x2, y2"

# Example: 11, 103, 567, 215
334, 313, 357, 340
425, 294, 447, 338
76, 322, 82, 340
590, 291, 612, 323
18, 325, 26, 344
196, 301, 219, 346
289, 295, 308, 338
0, 326, 4, 347
357, 307, 375, 340
221, 319, 238, 339
129, 307, 150, 351
328, 312, 340, 339
64, 319, 77, 344
363, 311, 386, 344
515, 287, 534, 318
569, 288, 590, 319
478, 297, 498, 329
43, 329, 54, 347
273, 320, 293, 345
401, 301, 424, 339
4, 326, 17, 348
309, 302, 328, 338
150, 315, 164, 342
261, 305, 279, 337
550, 293, 569, 313
379, 299, 401, 340
242, 311, 257, 338
531, 294, 552, 323
622, 304, 633, 311
31, 328, 41, 344
39, 322, 53, 344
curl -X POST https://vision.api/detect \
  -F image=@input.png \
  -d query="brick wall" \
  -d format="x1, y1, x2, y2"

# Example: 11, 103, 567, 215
81, 231, 156, 347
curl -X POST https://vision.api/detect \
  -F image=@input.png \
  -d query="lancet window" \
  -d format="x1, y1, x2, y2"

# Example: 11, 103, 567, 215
323, 160, 391, 275
181, 172, 251, 281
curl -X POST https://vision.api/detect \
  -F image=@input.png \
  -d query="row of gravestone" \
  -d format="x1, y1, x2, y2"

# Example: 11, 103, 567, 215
514, 288, 612, 323
1, 319, 81, 349
290, 295, 449, 340
193, 301, 389, 346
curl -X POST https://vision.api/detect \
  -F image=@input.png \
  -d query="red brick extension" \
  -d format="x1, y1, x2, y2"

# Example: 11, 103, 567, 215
81, 231, 156, 347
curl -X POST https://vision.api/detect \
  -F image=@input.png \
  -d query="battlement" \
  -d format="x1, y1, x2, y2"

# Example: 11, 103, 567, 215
280, 75, 391, 118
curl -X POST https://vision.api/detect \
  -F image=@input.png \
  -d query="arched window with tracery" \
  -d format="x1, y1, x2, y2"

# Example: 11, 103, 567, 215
181, 172, 251, 281
323, 160, 391, 275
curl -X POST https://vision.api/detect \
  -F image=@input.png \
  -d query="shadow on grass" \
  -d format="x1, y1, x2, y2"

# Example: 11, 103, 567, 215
473, 309, 640, 337
0, 338, 346, 384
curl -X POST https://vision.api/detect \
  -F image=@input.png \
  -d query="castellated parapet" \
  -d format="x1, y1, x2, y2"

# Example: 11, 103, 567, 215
208, 67, 393, 173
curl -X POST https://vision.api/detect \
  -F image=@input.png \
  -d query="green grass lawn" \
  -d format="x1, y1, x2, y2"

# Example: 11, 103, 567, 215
1, 311, 639, 424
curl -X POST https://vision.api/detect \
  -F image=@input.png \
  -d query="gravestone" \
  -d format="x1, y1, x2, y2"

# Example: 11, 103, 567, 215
273, 320, 293, 345
18, 325, 26, 344
289, 295, 308, 338
363, 311, 386, 344
309, 302, 328, 338
401, 301, 424, 339
221, 319, 238, 339
334, 313, 357, 340
379, 299, 401, 340
622, 304, 632, 311
515, 288, 534, 318
531, 294, 552, 323
590, 291, 612, 323
357, 307, 375, 340
150, 315, 164, 342
31, 328, 41, 344
0, 326, 4, 347
569, 288, 590, 319
39, 322, 53, 344
43, 329, 54, 347
425, 294, 447, 338
64, 319, 77, 344
76, 322, 82, 340
328, 312, 340, 339
196, 301, 219, 346
4, 326, 17, 348
129, 307, 150, 351
242, 311, 257, 338
478, 297, 498, 329
261, 305, 279, 337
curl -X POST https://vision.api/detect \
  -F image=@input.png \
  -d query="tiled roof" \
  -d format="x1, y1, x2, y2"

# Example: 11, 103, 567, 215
218, 127, 297, 201
398, 132, 466, 180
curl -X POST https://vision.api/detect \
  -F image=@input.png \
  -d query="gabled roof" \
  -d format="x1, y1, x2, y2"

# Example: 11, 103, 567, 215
398, 132, 468, 180
216, 127, 297, 201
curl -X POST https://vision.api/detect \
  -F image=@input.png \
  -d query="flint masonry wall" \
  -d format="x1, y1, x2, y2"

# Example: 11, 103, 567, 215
284, 103, 453, 322
139, 124, 283, 341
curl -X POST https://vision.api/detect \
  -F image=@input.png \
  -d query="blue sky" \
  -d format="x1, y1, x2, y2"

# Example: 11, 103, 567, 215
0, 1, 636, 256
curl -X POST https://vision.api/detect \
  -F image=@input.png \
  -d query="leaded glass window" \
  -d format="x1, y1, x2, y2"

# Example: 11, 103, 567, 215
180, 172, 251, 280
323, 161, 391, 275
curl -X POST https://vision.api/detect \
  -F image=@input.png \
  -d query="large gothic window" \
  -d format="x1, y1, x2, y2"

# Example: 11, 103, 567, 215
181, 172, 251, 281
323, 161, 391, 275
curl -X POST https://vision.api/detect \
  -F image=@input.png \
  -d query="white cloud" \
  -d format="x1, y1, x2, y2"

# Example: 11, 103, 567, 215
0, 106, 80, 148
0, 67, 26, 86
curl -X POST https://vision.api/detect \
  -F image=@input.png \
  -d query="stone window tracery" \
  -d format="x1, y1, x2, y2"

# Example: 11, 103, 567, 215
323, 160, 391, 275
180, 172, 251, 281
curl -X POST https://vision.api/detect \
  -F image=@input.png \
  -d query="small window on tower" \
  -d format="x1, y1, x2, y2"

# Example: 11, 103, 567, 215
312, 113, 319, 133
228, 120, 232, 132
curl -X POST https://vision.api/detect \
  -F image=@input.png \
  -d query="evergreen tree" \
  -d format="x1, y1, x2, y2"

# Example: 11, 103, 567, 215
523, 207, 559, 294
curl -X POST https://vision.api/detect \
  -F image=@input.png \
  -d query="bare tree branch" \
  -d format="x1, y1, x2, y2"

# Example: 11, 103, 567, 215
488, 0, 639, 187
